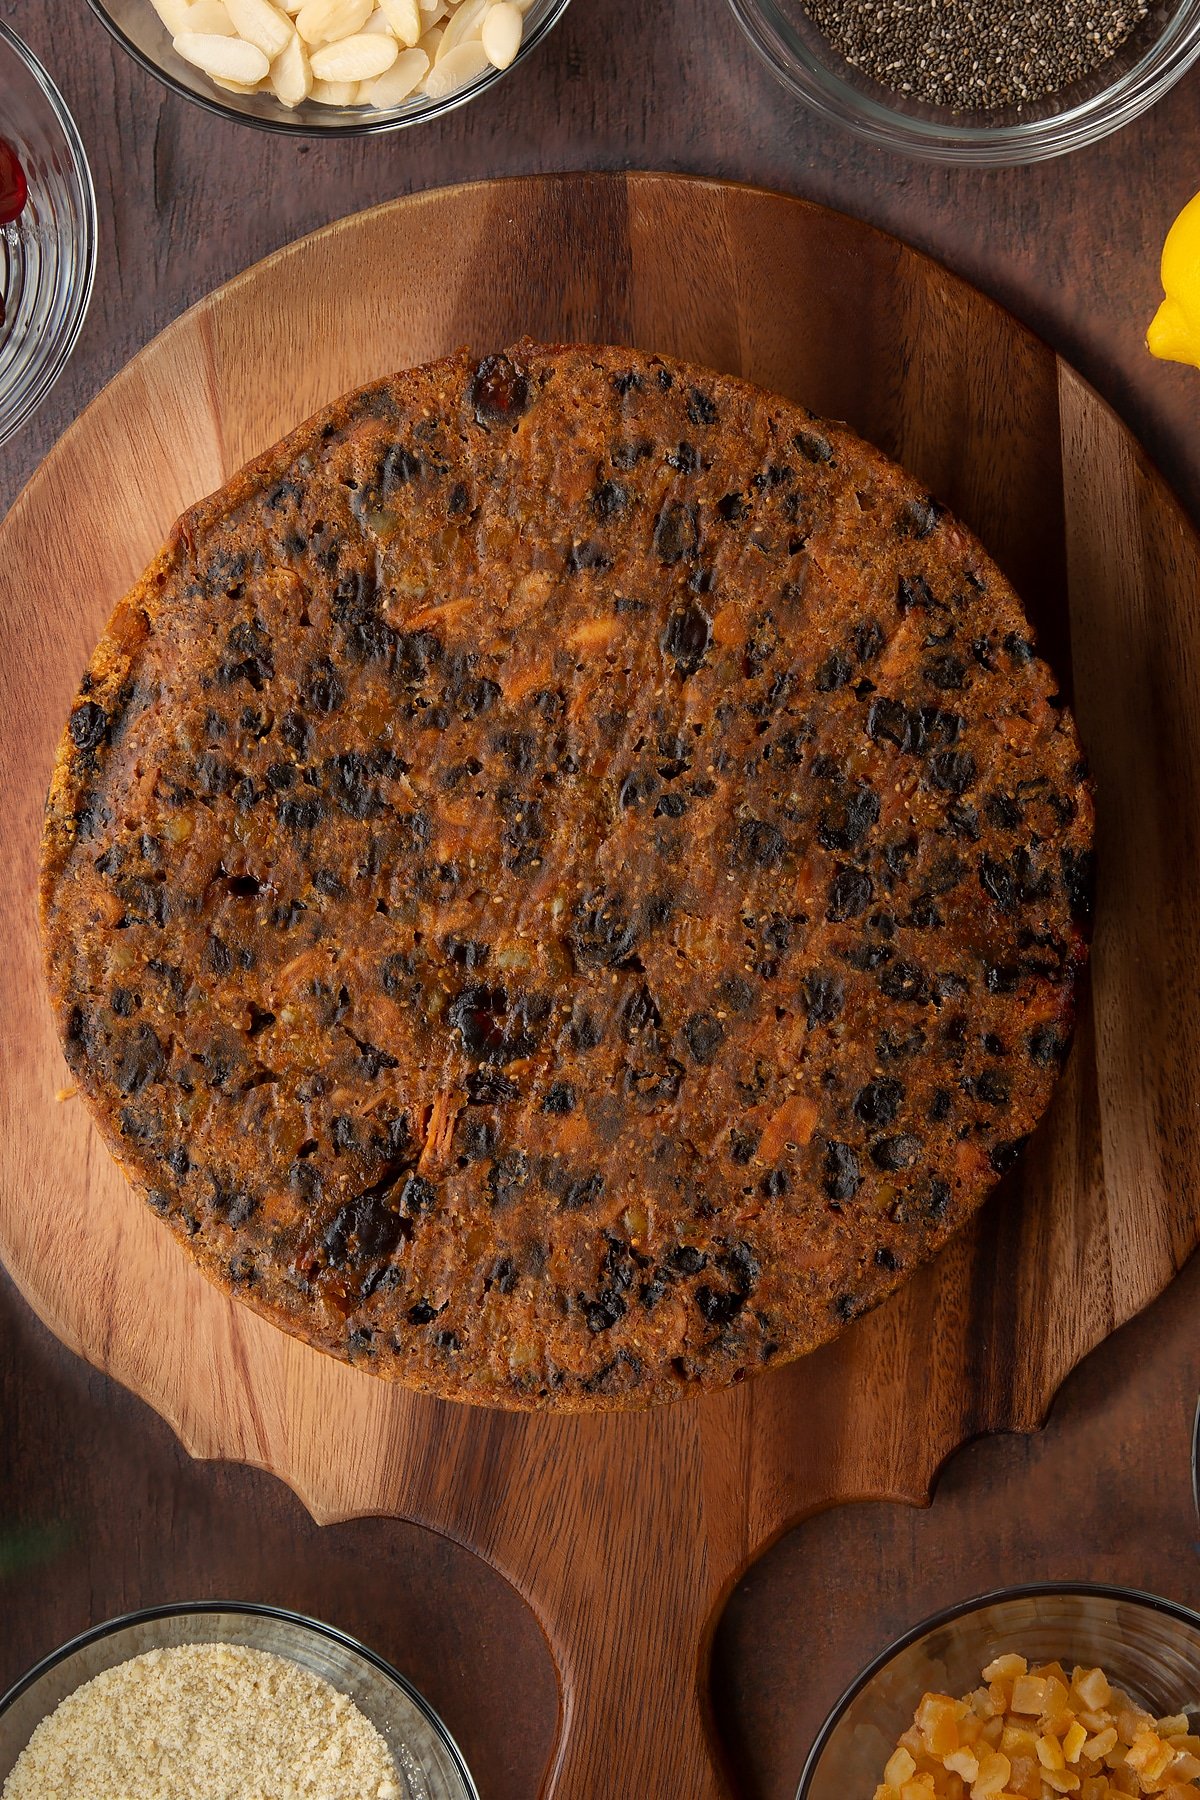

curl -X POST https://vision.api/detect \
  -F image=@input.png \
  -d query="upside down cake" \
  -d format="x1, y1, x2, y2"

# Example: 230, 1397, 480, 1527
39, 343, 1093, 1410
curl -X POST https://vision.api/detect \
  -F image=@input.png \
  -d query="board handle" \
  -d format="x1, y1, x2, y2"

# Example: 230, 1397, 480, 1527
540, 1619, 730, 1800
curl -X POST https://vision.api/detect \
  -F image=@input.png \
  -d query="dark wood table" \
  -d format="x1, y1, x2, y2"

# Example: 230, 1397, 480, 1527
3, 2, 1200, 1794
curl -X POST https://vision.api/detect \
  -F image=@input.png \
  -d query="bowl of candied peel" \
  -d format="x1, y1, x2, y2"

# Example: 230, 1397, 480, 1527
799, 1585, 1200, 1800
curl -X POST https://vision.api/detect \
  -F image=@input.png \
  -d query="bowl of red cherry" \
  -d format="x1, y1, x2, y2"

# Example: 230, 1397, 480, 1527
0, 23, 97, 449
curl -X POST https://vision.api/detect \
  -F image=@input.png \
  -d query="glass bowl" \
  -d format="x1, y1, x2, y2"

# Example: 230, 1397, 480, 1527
727, 0, 1200, 164
85, 0, 574, 135
0, 23, 97, 449
798, 1583, 1200, 1796
0, 1602, 479, 1800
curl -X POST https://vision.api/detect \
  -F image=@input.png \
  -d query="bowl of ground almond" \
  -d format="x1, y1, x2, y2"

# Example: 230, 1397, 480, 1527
798, 1585, 1200, 1799
727, 0, 1200, 162
0, 1603, 478, 1800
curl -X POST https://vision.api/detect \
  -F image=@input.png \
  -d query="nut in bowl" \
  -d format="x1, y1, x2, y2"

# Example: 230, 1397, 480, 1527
799, 1587, 1200, 1800
86, 0, 573, 132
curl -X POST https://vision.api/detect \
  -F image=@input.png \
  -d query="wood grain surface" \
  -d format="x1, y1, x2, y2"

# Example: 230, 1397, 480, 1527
3, 171, 1200, 1798
3, 6, 1200, 1799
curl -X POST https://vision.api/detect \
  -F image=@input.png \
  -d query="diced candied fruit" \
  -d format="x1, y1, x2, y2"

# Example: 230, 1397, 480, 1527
984, 1656, 1031, 1684
971, 1749, 1011, 1797
1064, 1723, 1089, 1763
887, 1748, 919, 1786
918, 1695, 962, 1758
1008, 1751, 1042, 1799
1011, 1677, 1049, 1715
1075, 1670, 1114, 1712
1039, 1734, 1068, 1771
874, 1658, 1200, 1800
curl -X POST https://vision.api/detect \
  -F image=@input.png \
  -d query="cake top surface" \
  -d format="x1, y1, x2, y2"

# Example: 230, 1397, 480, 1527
40, 342, 1092, 1410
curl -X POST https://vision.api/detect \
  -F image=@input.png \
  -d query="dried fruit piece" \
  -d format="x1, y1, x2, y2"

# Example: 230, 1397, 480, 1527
0, 139, 27, 229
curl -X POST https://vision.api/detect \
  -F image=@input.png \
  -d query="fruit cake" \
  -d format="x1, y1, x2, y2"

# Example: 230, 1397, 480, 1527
39, 342, 1094, 1410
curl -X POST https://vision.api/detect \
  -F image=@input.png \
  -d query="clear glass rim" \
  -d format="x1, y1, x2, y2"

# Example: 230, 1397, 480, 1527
796, 1582, 1200, 1796
0, 20, 98, 448
0, 1599, 480, 1798
726, 0, 1200, 164
83, 0, 574, 137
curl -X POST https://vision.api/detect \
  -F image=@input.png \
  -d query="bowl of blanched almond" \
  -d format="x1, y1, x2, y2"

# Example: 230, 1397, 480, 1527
85, 0, 571, 130
799, 1586, 1200, 1800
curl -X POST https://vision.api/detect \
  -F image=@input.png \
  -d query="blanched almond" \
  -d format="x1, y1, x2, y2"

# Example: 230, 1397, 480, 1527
437, 0, 484, 52
160, 0, 521, 109
270, 28, 312, 102
421, 36, 487, 91
295, 0, 371, 45
362, 44, 428, 102
308, 75, 360, 100
151, 0, 195, 34
481, 0, 520, 67
310, 30, 397, 76
225, 0, 293, 56
376, 0, 421, 41
173, 29, 270, 79
184, 0, 235, 31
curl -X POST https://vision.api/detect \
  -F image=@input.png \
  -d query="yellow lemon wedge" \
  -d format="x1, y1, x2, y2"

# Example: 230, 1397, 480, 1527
1148, 189, 1200, 369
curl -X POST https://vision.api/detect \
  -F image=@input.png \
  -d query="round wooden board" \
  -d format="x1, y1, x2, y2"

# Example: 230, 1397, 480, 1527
2, 172, 1197, 1799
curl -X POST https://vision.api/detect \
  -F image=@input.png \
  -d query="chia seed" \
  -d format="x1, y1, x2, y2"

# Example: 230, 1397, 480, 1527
803, 0, 1152, 111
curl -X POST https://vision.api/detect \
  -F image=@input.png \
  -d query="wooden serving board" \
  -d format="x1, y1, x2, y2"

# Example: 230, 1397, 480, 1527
2, 173, 1198, 1799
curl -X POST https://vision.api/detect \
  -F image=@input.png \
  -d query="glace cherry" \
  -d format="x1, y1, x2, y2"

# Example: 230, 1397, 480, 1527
0, 139, 28, 227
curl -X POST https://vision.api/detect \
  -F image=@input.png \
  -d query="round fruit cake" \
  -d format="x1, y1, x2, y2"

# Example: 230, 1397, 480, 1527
39, 343, 1094, 1410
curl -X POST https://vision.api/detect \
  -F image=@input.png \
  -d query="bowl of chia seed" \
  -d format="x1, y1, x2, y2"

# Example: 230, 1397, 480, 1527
728, 0, 1200, 162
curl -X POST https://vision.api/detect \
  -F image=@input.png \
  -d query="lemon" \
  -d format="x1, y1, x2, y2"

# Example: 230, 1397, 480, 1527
1148, 189, 1200, 369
